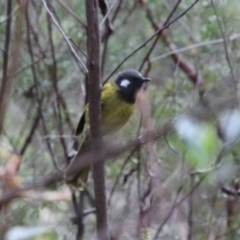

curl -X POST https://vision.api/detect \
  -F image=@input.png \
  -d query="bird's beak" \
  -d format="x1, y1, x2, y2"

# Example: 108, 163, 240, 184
142, 77, 151, 82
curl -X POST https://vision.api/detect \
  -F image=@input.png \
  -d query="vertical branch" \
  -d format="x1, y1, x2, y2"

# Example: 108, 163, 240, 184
71, 191, 85, 240
225, 182, 239, 240
25, 2, 60, 170
46, 0, 68, 160
211, 0, 238, 103
76, 193, 85, 240
0, 0, 12, 135
187, 175, 194, 240
85, 1, 109, 240
99, 0, 114, 75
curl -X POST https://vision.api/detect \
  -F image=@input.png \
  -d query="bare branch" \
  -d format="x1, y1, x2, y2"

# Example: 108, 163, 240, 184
41, 0, 88, 73
211, 0, 238, 103
85, 0, 109, 239
139, 0, 182, 71
104, 0, 200, 83
56, 0, 86, 28
0, 0, 12, 135
99, 0, 117, 27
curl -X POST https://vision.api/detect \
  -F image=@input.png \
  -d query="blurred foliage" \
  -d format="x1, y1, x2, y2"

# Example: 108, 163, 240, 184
1, 0, 240, 239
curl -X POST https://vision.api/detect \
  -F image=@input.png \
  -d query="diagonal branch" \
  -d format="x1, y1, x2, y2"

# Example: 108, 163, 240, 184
104, 0, 200, 83
41, 0, 88, 73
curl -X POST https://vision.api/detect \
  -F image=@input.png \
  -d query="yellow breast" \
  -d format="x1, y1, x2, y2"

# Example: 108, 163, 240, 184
101, 82, 135, 133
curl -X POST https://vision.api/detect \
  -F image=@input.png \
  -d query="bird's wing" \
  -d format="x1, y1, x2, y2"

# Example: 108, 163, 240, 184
75, 105, 87, 136
74, 83, 115, 136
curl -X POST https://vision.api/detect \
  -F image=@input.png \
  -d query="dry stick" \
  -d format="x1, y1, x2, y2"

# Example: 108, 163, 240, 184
145, 5, 202, 86
45, 3, 85, 236
187, 175, 194, 240
27, 16, 48, 59
0, 123, 173, 209
77, 193, 86, 239
69, 38, 91, 63
151, 34, 240, 62
139, 0, 182, 71
0, 4, 22, 25
41, 0, 88, 73
111, 0, 123, 22
136, 145, 143, 238
137, 90, 159, 237
108, 146, 138, 206
211, 0, 238, 104
226, 187, 238, 239
25, 4, 60, 170
71, 192, 85, 240
58, 94, 75, 133
56, 0, 86, 28
134, 114, 144, 237
13, 55, 45, 77
62, 124, 173, 183
114, 1, 137, 31
104, 0, 200, 83
20, 108, 41, 155
0, 0, 12, 135
99, 0, 118, 27
163, 0, 197, 43
85, 1, 109, 240
98, 0, 114, 74
101, 38, 110, 75
1, 0, 24, 138
46, 0, 68, 160
153, 176, 205, 240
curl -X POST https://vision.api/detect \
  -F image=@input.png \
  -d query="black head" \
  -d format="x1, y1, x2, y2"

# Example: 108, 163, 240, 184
115, 69, 151, 103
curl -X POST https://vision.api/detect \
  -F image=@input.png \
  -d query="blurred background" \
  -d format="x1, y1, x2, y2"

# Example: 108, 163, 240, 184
1, 0, 240, 239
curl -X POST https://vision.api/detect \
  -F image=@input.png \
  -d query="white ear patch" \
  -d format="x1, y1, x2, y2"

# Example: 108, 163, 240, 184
120, 79, 130, 88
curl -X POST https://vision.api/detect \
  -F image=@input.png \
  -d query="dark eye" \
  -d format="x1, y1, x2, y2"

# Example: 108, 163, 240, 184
120, 79, 130, 88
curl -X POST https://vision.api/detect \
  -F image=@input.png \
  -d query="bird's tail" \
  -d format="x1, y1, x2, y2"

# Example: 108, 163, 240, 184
64, 136, 92, 190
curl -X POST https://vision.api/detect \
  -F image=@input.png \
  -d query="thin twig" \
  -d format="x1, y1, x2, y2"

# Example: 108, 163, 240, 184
104, 0, 200, 83
139, 0, 182, 71
0, 123, 173, 208
46, 0, 68, 160
69, 38, 92, 63
151, 34, 240, 62
153, 176, 205, 240
25, 3, 61, 170
41, 0, 88, 73
111, 0, 123, 23
100, 0, 118, 27
0, 4, 22, 25
56, 0, 86, 28
211, 0, 238, 103
108, 147, 138, 206
20, 107, 41, 155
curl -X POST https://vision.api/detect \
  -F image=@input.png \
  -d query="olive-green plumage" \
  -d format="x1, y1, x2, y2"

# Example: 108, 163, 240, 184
64, 69, 151, 189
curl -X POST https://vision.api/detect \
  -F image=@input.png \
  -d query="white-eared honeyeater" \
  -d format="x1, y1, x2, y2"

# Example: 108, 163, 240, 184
64, 69, 151, 189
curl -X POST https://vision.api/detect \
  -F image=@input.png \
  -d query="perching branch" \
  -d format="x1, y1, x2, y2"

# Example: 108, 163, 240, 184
0, 123, 173, 209
85, 0, 109, 239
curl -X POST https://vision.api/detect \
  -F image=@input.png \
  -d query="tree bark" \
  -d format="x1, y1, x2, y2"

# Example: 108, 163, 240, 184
85, 1, 109, 239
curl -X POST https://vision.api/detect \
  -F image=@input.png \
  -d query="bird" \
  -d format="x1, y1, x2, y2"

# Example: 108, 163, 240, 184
64, 69, 151, 189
